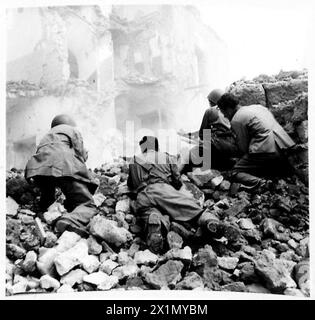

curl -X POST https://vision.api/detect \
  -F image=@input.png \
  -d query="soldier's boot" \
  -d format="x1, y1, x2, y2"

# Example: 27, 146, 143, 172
198, 209, 223, 238
198, 209, 241, 243
170, 222, 195, 240
146, 210, 164, 254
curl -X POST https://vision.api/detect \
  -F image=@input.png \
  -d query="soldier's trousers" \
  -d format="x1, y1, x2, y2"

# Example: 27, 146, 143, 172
232, 153, 292, 187
135, 182, 203, 223
181, 133, 238, 172
34, 176, 93, 212
34, 176, 97, 237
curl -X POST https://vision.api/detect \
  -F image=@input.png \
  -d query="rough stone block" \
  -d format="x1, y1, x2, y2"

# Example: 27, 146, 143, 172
40, 275, 60, 290
255, 250, 297, 293
81, 255, 100, 274
60, 269, 88, 287
134, 250, 159, 265
6, 197, 19, 217
99, 259, 119, 275
89, 215, 132, 247
218, 257, 239, 271
54, 239, 89, 276
167, 231, 183, 249
143, 260, 184, 289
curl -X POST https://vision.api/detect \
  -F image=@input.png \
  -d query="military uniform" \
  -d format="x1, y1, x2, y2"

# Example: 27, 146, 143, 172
187, 107, 239, 171
127, 150, 203, 224
128, 149, 243, 251
25, 124, 99, 236
231, 105, 296, 187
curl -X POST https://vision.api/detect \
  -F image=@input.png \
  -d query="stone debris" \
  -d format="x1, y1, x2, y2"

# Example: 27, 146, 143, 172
164, 246, 193, 263
246, 283, 271, 294
83, 271, 111, 286
283, 288, 305, 297
238, 218, 256, 230
22, 251, 37, 273
93, 193, 106, 207
222, 282, 248, 292
36, 248, 59, 276
112, 263, 139, 280
44, 232, 58, 248
175, 272, 204, 290
6, 197, 19, 217
115, 198, 131, 214
57, 284, 75, 293
97, 275, 119, 291
40, 275, 61, 290
43, 202, 65, 225
117, 251, 131, 265
143, 260, 184, 289
55, 231, 82, 253
99, 259, 119, 275
54, 239, 89, 276
89, 215, 132, 247
81, 255, 100, 274
218, 257, 239, 271
294, 259, 310, 296
134, 250, 159, 265
255, 250, 297, 293
87, 236, 103, 255
4, 70, 310, 296
166, 231, 183, 249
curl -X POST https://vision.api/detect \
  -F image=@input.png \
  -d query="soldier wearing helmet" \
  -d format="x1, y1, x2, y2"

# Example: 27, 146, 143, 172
180, 89, 239, 173
25, 114, 99, 237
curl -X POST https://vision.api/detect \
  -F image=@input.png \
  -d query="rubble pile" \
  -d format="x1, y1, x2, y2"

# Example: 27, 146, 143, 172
5, 161, 309, 296
5, 71, 309, 296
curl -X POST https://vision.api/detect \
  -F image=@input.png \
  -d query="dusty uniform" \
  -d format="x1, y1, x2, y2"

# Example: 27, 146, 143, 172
231, 105, 296, 186
127, 151, 203, 225
25, 124, 99, 236
188, 107, 238, 170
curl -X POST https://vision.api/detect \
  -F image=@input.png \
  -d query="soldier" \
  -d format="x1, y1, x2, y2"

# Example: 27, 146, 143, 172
127, 135, 241, 253
217, 93, 296, 189
25, 114, 99, 237
180, 89, 239, 173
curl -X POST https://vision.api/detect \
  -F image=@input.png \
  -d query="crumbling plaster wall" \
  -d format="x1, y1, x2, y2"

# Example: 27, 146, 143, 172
6, 84, 116, 169
112, 5, 228, 132
7, 8, 69, 86
7, 4, 228, 169
6, 6, 116, 170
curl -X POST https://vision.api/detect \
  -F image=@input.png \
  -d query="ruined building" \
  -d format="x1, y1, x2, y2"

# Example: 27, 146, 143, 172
6, 5, 228, 169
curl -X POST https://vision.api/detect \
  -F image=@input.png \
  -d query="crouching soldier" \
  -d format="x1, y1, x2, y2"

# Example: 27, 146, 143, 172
217, 94, 296, 189
127, 135, 241, 253
179, 89, 239, 173
25, 114, 99, 237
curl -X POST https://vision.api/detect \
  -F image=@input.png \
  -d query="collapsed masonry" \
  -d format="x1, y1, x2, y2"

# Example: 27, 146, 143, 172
5, 159, 309, 296
5, 70, 310, 297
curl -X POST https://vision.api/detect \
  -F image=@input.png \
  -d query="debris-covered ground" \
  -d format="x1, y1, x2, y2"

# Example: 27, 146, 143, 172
5, 160, 310, 296
5, 70, 310, 296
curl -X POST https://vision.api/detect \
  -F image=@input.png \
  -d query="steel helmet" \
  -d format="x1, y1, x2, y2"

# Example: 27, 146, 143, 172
51, 114, 76, 128
207, 89, 224, 106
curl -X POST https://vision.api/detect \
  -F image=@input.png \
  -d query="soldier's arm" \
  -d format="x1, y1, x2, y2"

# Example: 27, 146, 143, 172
199, 109, 210, 141
169, 161, 183, 190
127, 161, 140, 200
231, 121, 248, 155
72, 129, 88, 162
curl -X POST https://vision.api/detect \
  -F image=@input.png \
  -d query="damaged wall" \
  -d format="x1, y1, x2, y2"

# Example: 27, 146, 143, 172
6, 6, 116, 170
6, 4, 229, 169
111, 5, 228, 134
